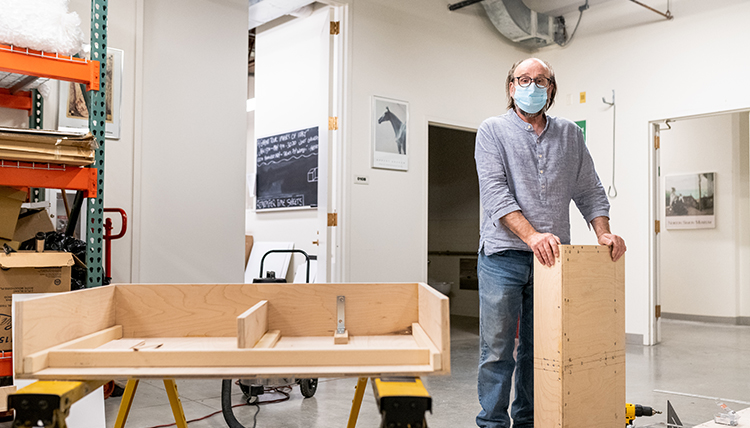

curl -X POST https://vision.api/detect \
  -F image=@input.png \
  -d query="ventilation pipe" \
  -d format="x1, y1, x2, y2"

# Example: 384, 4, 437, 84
481, 0, 562, 50
449, 0, 589, 50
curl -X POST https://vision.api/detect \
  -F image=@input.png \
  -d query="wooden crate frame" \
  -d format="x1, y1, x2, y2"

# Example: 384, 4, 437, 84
14, 283, 450, 380
534, 245, 625, 428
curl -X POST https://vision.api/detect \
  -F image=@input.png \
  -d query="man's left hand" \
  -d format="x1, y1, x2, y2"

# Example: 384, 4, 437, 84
598, 233, 626, 262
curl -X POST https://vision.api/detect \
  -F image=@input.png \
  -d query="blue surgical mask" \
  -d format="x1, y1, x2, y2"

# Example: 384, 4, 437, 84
513, 84, 548, 114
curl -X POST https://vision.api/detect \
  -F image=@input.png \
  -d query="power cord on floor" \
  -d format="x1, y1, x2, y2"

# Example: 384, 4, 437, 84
144, 385, 292, 428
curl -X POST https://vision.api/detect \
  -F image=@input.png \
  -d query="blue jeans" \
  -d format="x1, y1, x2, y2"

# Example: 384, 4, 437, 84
476, 250, 534, 428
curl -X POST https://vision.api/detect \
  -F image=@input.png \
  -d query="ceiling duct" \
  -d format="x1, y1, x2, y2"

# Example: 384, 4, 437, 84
481, 0, 567, 50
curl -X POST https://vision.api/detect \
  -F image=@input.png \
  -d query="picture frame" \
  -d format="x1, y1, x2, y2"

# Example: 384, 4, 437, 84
372, 96, 408, 171
664, 172, 715, 229
57, 48, 123, 139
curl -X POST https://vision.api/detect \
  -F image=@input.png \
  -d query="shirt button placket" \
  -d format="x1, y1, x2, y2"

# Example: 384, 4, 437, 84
538, 137, 545, 200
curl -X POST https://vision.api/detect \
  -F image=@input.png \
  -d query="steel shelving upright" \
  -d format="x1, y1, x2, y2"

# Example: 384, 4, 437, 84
85, 0, 108, 287
0, 0, 108, 287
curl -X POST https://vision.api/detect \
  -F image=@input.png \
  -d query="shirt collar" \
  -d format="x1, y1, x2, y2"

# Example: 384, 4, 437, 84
507, 109, 551, 135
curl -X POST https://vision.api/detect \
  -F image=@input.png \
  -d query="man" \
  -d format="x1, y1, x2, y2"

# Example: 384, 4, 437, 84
474, 58, 626, 428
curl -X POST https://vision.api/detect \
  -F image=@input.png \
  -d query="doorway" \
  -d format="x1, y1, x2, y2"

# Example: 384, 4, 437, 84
427, 123, 480, 317
650, 111, 750, 344
246, 3, 346, 283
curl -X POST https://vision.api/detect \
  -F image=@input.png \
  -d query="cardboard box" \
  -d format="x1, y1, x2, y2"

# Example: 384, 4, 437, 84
245, 235, 254, 268
0, 251, 72, 351
0, 187, 26, 241
0, 127, 96, 166
13, 209, 54, 243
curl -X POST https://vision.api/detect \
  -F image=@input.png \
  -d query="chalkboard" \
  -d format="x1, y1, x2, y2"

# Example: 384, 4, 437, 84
256, 127, 319, 210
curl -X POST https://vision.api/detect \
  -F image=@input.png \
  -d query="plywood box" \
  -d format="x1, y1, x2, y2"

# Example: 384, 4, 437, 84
534, 245, 625, 428
14, 282, 450, 380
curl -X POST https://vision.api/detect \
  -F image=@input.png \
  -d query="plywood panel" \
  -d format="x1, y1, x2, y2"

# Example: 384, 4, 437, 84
114, 283, 420, 338
46, 335, 429, 368
534, 245, 625, 428
14, 286, 116, 375
418, 283, 451, 374
29, 363, 438, 380
23, 325, 123, 374
237, 300, 268, 348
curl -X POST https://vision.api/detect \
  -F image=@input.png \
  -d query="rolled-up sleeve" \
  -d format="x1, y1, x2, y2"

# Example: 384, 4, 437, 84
572, 141, 610, 223
475, 122, 521, 226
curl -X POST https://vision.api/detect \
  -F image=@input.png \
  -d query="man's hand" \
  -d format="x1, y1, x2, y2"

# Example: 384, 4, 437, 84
527, 232, 561, 267
499, 211, 561, 267
590, 217, 626, 262
598, 233, 626, 262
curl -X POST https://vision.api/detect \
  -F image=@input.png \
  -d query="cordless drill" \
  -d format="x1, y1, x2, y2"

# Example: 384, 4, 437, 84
626, 403, 661, 426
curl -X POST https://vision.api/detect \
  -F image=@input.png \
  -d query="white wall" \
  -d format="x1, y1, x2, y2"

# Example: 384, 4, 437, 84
134, 0, 247, 283
536, 0, 750, 341
344, 0, 526, 283
659, 114, 748, 321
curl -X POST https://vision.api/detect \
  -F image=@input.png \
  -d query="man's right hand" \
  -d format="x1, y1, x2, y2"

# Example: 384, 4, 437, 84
527, 232, 561, 267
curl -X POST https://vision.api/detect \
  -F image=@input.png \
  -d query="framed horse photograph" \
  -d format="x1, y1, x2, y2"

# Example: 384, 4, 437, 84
372, 96, 409, 171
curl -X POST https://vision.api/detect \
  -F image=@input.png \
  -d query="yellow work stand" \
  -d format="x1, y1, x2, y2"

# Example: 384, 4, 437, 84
347, 377, 431, 428
114, 379, 188, 428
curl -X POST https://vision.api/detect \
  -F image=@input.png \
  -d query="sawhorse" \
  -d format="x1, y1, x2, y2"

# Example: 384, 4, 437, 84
114, 379, 188, 428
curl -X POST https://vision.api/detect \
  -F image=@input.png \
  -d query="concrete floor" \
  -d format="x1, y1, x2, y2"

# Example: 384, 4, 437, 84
99, 316, 750, 428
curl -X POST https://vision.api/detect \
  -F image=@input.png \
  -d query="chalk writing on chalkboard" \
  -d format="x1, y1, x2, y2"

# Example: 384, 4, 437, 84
256, 127, 319, 211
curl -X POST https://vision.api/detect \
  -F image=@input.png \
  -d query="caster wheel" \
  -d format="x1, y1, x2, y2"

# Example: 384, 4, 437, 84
299, 378, 318, 398
239, 382, 250, 397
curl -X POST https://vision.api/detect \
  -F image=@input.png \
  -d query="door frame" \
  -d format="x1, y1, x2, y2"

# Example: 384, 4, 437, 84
320, 0, 349, 282
648, 107, 750, 345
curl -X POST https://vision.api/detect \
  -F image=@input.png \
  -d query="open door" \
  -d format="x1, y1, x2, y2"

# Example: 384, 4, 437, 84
249, 4, 343, 282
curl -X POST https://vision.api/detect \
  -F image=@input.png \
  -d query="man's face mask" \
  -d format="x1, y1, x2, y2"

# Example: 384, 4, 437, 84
513, 83, 548, 114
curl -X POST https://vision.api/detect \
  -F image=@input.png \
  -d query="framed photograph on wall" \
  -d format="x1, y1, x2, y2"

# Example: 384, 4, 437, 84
372, 96, 408, 171
664, 172, 715, 229
58, 48, 123, 139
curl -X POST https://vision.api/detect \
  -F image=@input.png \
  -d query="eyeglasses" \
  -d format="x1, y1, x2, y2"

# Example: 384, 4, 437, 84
514, 76, 552, 89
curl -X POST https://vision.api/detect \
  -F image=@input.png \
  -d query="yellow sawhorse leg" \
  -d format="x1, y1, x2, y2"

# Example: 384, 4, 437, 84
113, 379, 188, 428
347, 377, 369, 428
163, 379, 189, 428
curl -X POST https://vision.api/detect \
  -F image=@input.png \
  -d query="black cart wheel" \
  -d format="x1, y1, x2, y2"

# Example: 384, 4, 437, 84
299, 378, 318, 398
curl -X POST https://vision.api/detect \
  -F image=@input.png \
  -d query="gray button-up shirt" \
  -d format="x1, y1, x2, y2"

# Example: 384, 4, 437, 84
475, 110, 610, 255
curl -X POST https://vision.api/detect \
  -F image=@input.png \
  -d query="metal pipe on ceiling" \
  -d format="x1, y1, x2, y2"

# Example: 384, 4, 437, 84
629, 0, 673, 20
448, 0, 484, 12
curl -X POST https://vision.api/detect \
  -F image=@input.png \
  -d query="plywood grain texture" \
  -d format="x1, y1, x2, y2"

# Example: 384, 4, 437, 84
14, 286, 116, 370
237, 300, 268, 348
14, 282, 449, 379
114, 283, 420, 338
534, 245, 625, 428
